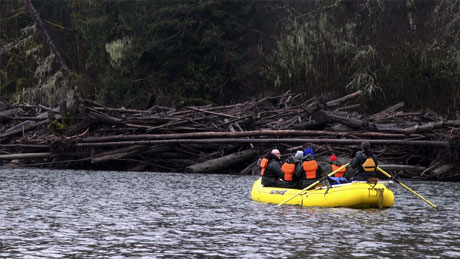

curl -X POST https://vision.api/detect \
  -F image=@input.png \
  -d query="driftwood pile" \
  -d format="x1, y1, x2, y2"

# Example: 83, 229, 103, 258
1, 91, 459, 180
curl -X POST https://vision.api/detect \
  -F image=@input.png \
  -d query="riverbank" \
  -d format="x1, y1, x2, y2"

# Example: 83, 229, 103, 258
1, 92, 459, 180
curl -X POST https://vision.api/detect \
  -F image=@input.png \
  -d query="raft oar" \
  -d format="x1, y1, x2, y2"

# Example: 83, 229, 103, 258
377, 167, 437, 209
277, 163, 350, 207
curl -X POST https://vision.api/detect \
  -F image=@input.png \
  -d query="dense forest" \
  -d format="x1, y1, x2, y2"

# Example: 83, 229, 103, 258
1, 0, 459, 115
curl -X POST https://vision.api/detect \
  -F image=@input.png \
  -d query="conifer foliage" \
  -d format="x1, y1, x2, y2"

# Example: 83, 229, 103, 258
0, 1, 459, 115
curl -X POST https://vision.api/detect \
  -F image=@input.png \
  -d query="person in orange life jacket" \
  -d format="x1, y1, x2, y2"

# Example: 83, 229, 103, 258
324, 154, 350, 185
350, 141, 378, 181
299, 148, 326, 189
281, 150, 304, 188
260, 149, 286, 187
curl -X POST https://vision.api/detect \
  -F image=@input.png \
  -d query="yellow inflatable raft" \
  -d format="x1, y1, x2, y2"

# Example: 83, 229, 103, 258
251, 178, 394, 208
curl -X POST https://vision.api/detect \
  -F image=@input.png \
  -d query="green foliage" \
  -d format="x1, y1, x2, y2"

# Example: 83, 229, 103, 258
47, 117, 67, 136
1, 48, 34, 100
0, 80, 17, 96
15, 78, 28, 94
69, 0, 273, 107
2, 0, 460, 115
260, 0, 459, 113
99, 71, 134, 106
382, 42, 460, 112
263, 1, 372, 96
345, 45, 381, 95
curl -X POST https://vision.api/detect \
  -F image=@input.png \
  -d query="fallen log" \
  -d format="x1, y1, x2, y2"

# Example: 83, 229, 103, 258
78, 129, 424, 143
75, 138, 450, 147
383, 120, 460, 134
87, 109, 122, 124
87, 108, 152, 130
0, 144, 49, 149
370, 102, 404, 121
6, 157, 91, 167
0, 152, 51, 160
93, 106, 153, 114
326, 90, 362, 107
0, 120, 49, 140
322, 110, 424, 132
0, 109, 15, 123
432, 164, 455, 178
188, 106, 238, 119
91, 145, 147, 163
136, 145, 174, 156
0, 92, 457, 179
336, 104, 360, 111
215, 115, 252, 127
185, 149, 259, 174
10, 117, 47, 121
322, 110, 366, 129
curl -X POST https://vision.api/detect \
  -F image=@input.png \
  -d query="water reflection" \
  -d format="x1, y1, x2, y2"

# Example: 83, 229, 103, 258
1, 169, 460, 258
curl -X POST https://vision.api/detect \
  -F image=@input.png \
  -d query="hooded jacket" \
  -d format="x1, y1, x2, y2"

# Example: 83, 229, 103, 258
350, 150, 378, 180
282, 154, 303, 182
260, 152, 285, 186
296, 153, 327, 188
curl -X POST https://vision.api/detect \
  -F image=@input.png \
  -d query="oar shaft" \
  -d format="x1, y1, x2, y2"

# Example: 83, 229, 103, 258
277, 163, 350, 206
377, 167, 437, 208
397, 181, 438, 208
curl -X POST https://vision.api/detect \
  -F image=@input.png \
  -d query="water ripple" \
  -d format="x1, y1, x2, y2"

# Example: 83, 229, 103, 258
1, 169, 460, 258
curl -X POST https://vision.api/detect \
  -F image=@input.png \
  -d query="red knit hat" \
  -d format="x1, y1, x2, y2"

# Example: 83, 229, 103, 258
329, 154, 337, 162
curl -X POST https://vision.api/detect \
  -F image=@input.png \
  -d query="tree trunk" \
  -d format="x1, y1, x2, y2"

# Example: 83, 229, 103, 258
75, 138, 449, 147
23, 0, 68, 71
91, 145, 147, 163
185, 149, 259, 174
79, 129, 423, 143
0, 152, 51, 160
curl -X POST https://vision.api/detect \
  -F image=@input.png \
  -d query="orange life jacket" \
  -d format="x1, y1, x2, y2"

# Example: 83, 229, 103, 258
302, 160, 318, 179
332, 164, 346, 177
281, 162, 296, 181
260, 158, 269, 176
362, 157, 376, 172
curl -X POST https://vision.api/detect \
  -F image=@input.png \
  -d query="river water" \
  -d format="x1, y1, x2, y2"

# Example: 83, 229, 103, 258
0, 168, 459, 258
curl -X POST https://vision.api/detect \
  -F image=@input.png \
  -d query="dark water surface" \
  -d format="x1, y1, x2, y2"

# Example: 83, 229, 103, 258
1, 169, 459, 258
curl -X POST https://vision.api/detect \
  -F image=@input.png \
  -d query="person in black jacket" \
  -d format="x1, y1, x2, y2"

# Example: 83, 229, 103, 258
281, 150, 304, 189
298, 148, 327, 189
350, 141, 378, 181
260, 149, 285, 187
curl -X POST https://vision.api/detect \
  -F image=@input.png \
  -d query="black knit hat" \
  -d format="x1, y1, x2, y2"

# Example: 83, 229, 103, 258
361, 141, 370, 151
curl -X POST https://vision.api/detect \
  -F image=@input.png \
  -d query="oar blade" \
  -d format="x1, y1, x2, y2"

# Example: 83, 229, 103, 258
377, 167, 437, 209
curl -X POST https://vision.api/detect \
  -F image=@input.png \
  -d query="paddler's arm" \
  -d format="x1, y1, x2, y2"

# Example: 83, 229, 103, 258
267, 160, 285, 180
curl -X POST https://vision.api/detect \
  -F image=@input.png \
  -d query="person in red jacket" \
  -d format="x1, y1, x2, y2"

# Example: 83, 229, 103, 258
325, 154, 350, 184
